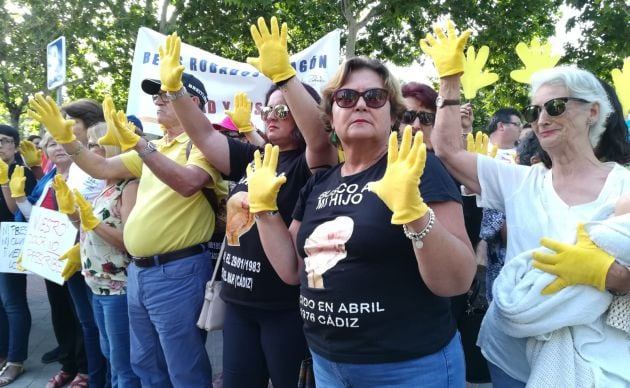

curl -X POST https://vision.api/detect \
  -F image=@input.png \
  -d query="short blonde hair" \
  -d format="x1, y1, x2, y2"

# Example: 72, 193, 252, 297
87, 123, 121, 158
320, 57, 405, 132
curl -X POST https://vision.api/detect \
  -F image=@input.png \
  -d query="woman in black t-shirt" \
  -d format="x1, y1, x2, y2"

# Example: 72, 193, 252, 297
162, 20, 338, 387
251, 57, 477, 387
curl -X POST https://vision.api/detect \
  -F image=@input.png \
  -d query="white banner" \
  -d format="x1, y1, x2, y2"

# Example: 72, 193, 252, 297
0, 222, 30, 274
127, 27, 341, 135
21, 207, 77, 285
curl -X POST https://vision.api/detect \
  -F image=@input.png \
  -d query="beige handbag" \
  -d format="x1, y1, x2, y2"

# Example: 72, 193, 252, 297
197, 238, 227, 331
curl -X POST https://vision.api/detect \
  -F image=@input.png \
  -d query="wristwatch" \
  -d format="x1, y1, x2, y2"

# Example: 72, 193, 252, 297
165, 87, 189, 101
436, 96, 460, 108
138, 141, 157, 159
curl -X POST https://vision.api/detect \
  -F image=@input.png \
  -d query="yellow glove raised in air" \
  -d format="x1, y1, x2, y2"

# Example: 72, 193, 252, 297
611, 57, 630, 117
9, 165, 26, 198
0, 158, 8, 185
51, 174, 75, 214
461, 45, 499, 100
368, 126, 429, 224
419, 20, 471, 78
59, 243, 81, 281
19, 140, 43, 168
158, 33, 185, 92
532, 224, 615, 295
466, 132, 498, 158
73, 189, 101, 232
510, 39, 561, 84
225, 92, 254, 133
105, 109, 140, 152
98, 96, 122, 148
247, 16, 296, 84
246, 144, 287, 213
27, 93, 76, 144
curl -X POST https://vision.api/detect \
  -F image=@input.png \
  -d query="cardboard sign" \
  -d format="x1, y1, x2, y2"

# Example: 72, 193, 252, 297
0, 222, 30, 274
21, 207, 77, 285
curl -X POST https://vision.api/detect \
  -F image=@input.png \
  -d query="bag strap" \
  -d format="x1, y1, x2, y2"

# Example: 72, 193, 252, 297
208, 236, 227, 287
186, 141, 220, 215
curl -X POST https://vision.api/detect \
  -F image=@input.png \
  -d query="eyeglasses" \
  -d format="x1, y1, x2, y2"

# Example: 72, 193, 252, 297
400, 110, 435, 125
523, 97, 590, 123
151, 92, 168, 104
261, 104, 290, 121
502, 121, 522, 128
0, 138, 15, 146
332, 88, 389, 109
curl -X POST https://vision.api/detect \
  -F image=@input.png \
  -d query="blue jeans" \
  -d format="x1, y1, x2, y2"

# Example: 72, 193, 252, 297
92, 294, 140, 388
67, 273, 108, 387
311, 331, 465, 388
488, 361, 526, 388
127, 251, 213, 387
0, 273, 31, 362
222, 303, 308, 388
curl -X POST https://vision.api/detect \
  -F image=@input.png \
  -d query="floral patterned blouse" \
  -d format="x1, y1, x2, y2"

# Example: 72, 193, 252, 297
81, 180, 133, 295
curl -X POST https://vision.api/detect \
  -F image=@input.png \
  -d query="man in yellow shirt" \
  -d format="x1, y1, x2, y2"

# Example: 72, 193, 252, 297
28, 73, 227, 387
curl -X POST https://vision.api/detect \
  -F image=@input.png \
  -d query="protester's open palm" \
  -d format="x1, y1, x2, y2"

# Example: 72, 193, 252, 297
59, 243, 81, 281
419, 20, 471, 78
368, 126, 429, 224
246, 144, 287, 213
510, 39, 560, 84
9, 165, 26, 198
73, 189, 101, 232
461, 45, 499, 99
27, 93, 76, 143
225, 92, 254, 133
19, 140, 43, 168
158, 33, 185, 91
247, 16, 296, 84
52, 174, 75, 215
466, 132, 498, 158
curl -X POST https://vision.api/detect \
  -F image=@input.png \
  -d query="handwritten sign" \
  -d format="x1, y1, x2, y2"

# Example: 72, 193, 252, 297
0, 222, 30, 274
21, 207, 77, 285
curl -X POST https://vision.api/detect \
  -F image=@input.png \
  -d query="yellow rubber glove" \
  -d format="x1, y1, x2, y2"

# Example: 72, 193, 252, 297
15, 253, 26, 272
51, 174, 75, 214
73, 189, 101, 232
19, 140, 43, 168
532, 224, 615, 295
225, 92, 254, 133
461, 45, 499, 100
27, 93, 76, 144
98, 96, 122, 148
510, 39, 561, 84
368, 126, 429, 224
611, 57, 630, 116
59, 243, 81, 281
158, 33, 185, 92
246, 144, 287, 213
106, 110, 140, 152
9, 165, 25, 198
0, 158, 8, 185
466, 132, 498, 158
419, 20, 472, 78
247, 16, 297, 84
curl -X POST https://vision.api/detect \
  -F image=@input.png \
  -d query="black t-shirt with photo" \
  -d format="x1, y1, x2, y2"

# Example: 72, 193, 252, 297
1, 163, 36, 222
293, 152, 462, 363
220, 139, 311, 309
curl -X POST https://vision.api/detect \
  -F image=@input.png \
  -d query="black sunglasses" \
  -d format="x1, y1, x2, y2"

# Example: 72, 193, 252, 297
332, 88, 389, 109
523, 97, 590, 123
400, 110, 435, 125
261, 104, 290, 121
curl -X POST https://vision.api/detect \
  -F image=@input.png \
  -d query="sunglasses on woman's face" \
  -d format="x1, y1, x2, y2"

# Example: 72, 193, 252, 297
261, 104, 290, 121
400, 110, 435, 125
522, 97, 590, 123
332, 88, 389, 109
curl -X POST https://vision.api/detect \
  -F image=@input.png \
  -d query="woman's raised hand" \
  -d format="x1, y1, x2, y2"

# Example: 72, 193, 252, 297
52, 174, 75, 214
419, 20, 471, 78
368, 126, 429, 224
27, 93, 76, 144
247, 16, 296, 84
225, 92, 255, 133
246, 144, 287, 213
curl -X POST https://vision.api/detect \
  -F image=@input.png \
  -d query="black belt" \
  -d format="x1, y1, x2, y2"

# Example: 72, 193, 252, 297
130, 243, 207, 268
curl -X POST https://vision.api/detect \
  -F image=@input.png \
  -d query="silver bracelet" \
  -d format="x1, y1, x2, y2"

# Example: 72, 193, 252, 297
68, 143, 84, 157
402, 208, 435, 249
254, 210, 279, 220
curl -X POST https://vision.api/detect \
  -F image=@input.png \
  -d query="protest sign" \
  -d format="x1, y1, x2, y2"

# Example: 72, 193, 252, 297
127, 27, 340, 135
21, 207, 77, 285
0, 222, 29, 274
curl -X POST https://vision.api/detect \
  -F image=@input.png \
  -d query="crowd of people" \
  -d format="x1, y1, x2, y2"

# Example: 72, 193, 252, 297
0, 16, 629, 388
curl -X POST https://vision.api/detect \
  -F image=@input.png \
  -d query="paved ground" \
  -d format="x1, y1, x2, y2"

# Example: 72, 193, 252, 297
11, 274, 223, 387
